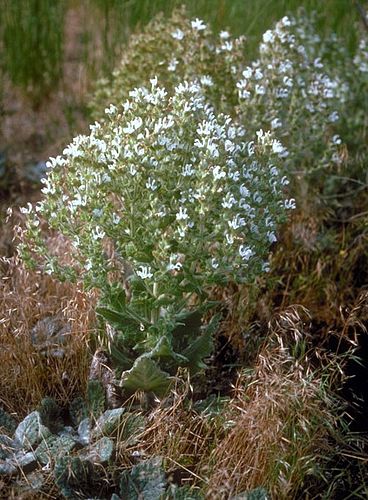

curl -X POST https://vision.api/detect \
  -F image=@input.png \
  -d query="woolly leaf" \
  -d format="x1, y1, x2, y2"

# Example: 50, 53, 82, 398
119, 456, 166, 500
120, 356, 172, 396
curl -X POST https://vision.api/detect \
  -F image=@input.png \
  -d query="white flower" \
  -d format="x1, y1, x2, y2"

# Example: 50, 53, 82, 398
41, 178, 56, 195
222, 194, 237, 209
176, 207, 189, 221
262, 261, 271, 273
136, 266, 153, 279
129, 165, 137, 176
92, 226, 105, 240
70, 192, 87, 209
271, 118, 282, 129
272, 140, 289, 157
240, 184, 250, 197
254, 68, 263, 80
63, 143, 80, 158
171, 29, 185, 40
207, 139, 219, 158
267, 231, 277, 243
191, 18, 206, 31
182, 164, 195, 177
213, 165, 226, 180
123, 117, 143, 134
242, 67, 253, 79
168, 58, 179, 72
146, 177, 158, 191
112, 213, 121, 224
332, 134, 342, 145
239, 245, 253, 261
105, 104, 117, 115
220, 30, 230, 39
84, 259, 93, 271
167, 255, 183, 272
225, 233, 234, 245
93, 208, 103, 218
328, 111, 339, 123
221, 41, 233, 51
46, 155, 66, 169
228, 214, 246, 230
211, 258, 219, 269
20, 202, 33, 214
284, 198, 296, 209
200, 75, 214, 87
280, 16, 291, 27
263, 30, 274, 44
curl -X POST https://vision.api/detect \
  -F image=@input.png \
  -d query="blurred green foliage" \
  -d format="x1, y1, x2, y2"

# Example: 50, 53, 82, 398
0, 0, 66, 103
0, 0, 361, 103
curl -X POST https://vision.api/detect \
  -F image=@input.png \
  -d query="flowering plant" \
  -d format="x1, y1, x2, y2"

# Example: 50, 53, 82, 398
20, 78, 293, 395
90, 7, 246, 120
236, 13, 349, 180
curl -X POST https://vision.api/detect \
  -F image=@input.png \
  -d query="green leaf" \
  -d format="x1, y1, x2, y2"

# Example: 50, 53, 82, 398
149, 336, 189, 365
110, 341, 135, 371
171, 310, 202, 339
96, 306, 138, 328
104, 283, 127, 311
182, 314, 220, 374
119, 456, 166, 500
97, 303, 151, 330
120, 356, 172, 396
120, 413, 147, 446
87, 379, 105, 419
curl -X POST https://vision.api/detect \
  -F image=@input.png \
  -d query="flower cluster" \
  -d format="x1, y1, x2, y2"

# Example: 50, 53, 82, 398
90, 7, 246, 120
21, 79, 292, 314
354, 37, 368, 75
236, 13, 349, 177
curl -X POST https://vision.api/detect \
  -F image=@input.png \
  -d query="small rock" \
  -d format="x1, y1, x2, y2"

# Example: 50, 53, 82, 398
79, 437, 114, 465
35, 434, 77, 465
15, 411, 51, 451
92, 408, 125, 439
78, 418, 91, 446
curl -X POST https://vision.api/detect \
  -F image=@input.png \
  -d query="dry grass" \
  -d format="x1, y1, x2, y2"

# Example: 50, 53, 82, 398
0, 252, 97, 417
114, 370, 223, 491
106, 307, 349, 498
206, 306, 342, 499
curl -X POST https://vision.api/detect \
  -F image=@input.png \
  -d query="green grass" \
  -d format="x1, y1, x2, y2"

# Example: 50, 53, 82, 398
95, 0, 359, 58
0, 0, 66, 104
0, 0, 361, 103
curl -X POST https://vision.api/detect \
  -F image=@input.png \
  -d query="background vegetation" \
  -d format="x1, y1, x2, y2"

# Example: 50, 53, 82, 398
0, 0, 367, 498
